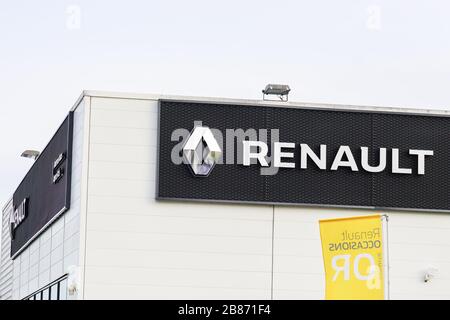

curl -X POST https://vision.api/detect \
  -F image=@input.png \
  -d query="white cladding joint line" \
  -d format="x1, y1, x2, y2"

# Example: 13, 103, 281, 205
242, 141, 434, 175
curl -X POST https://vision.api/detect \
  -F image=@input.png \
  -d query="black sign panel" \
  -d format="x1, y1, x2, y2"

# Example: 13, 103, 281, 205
157, 100, 450, 211
11, 113, 73, 258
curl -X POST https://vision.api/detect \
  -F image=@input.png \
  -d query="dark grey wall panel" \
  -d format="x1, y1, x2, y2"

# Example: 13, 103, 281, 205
371, 113, 450, 210
11, 113, 73, 258
157, 100, 450, 211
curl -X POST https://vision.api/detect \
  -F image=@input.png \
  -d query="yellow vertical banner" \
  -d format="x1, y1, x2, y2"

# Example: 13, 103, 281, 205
319, 215, 385, 300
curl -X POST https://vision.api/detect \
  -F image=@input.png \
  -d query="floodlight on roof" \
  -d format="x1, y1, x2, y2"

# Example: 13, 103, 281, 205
262, 84, 291, 102
21, 150, 40, 160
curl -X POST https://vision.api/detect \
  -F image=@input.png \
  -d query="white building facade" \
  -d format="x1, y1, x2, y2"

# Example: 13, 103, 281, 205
1, 91, 450, 300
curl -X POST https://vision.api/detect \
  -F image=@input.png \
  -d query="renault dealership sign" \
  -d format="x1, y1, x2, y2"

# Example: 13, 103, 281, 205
9, 198, 28, 239
242, 142, 433, 174
10, 113, 73, 258
183, 126, 433, 176
157, 100, 450, 211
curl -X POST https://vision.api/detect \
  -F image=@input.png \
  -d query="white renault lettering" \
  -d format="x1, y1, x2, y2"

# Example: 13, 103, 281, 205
242, 141, 433, 175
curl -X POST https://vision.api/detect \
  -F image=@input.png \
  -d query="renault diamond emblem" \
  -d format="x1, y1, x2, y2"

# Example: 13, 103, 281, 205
183, 126, 222, 177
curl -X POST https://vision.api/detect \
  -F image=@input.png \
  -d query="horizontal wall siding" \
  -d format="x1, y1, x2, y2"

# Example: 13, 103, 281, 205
84, 97, 273, 299
387, 212, 450, 299
0, 200, 13, 300
85, 96, 450, 300
272, 206, 450, 300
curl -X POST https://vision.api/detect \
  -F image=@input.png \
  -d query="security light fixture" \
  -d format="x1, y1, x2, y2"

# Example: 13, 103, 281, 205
21, 150, 40, 160
262, 84, 291, 101
424, 266, 439, 282
67, 265, 80, 295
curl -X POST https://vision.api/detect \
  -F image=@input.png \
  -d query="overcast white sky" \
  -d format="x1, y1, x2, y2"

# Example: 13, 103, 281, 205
1, 0, 450, 217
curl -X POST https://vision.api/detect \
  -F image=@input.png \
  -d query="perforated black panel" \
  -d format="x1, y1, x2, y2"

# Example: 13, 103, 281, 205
158, 101, 268, 202
11, 113, 73, 257
372, 113, 450, 210
157, 100, 450, 211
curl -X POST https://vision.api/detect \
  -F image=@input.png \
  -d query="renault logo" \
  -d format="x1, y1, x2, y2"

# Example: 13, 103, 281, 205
183, 126, 222, 176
